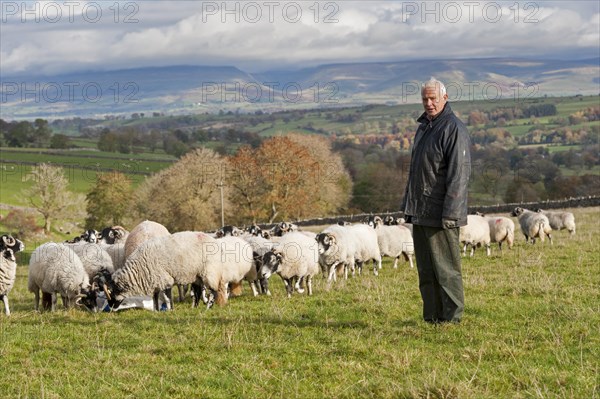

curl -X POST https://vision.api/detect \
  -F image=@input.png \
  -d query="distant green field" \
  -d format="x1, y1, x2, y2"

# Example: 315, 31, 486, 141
0, 150, 173, 174
0, 164, 147, 207
1, 207, 598, 398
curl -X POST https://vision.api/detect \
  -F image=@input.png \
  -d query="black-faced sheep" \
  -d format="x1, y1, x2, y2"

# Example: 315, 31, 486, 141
260, 232, 320, 297
99, 232, 226, 311
98, 226, 129, 244
0, 235, 25, 316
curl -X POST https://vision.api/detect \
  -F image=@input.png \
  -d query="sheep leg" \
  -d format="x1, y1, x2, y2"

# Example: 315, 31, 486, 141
485, 244, 491, 257
51, 293, 57, 312
295, 277, 305, 294
177, 284, 188, 302
34, 289, 40, 312
164, 287, 173, 310
327, 263, 337, 283
206, 289, 217, 309
284, 278, 294, 298
215, 280, 228, 306
152, 291, 160, 311
306, 276, 313, 296
191, 283, 202, 308
548, 233, 553, 245
393, 256, 399, 269
259, 277, 271, 296
1, 295, 9, 316
372, 260, 378, 276
249, 280, 259, 297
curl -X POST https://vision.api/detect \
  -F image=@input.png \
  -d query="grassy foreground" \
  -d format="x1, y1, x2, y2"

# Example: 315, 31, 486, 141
1, 208, 599, 398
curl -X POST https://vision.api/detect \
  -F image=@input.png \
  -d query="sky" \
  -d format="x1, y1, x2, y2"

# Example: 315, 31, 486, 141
1, 0, 599, 76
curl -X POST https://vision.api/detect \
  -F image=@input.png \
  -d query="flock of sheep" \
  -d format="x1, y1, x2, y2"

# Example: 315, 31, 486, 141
0, 207, 576, 316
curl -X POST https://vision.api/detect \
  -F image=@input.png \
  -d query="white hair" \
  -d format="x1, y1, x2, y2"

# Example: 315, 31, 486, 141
421, 78, 446, 96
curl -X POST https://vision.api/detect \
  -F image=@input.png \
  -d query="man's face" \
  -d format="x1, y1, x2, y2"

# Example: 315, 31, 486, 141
421, 86, 448, 119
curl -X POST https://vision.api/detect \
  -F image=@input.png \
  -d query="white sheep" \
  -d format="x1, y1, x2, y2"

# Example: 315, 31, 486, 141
28, 242, 92, 311
476, 212, 515, 251
316, 224, 356, 282
459, 215, 491, 256
535, 209, 576, 235
124, 220, 170, 259
367, 216, 414, 268
0, 235, 25, 316
260, 232, 320, 297
346, 224, 382, 276
100, 231, 226, 311
102, 242, 126, 270
216, 236, 257, 298
511, 207, 553, 244
66, 242, 115, 278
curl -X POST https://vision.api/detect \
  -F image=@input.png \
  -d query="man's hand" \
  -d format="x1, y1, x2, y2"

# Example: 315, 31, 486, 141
442, 218, 457, 229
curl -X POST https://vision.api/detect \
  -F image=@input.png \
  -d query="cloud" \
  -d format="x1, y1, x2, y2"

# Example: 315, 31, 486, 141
1, 1, 598, 76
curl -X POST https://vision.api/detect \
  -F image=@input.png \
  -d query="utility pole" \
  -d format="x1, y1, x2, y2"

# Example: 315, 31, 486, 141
218, 180, 224, 227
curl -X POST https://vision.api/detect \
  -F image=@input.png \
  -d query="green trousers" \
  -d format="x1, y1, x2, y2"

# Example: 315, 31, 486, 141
412, 225, 464, 323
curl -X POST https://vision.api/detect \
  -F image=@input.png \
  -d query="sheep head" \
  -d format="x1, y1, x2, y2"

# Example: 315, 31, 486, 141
511, 207, 524, 217
260, 250, 283, 279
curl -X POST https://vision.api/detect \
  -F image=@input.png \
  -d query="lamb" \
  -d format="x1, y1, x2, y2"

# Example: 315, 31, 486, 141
98, 231, 226, 311
475, 212, 515, 251
0, 235, 25, 316
260, 232, 320, 297
459, 215, 491, 256
28, 242, 93, 311
511, 207, 553, 244
366, 216, 414, 268
535, 209, 576, 235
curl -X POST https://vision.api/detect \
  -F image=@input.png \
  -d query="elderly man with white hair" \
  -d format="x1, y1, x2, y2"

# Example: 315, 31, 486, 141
400, 78, 471, 324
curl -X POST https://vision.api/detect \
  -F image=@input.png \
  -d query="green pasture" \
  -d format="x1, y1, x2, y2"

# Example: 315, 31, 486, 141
0, 164, 147, 207
1, 207, 598, 398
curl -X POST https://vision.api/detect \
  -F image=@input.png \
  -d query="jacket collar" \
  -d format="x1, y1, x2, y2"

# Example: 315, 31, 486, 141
417, 102, 453, 125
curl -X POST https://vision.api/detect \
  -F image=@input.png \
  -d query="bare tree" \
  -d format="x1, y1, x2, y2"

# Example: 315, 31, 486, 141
24, 163, 86, 234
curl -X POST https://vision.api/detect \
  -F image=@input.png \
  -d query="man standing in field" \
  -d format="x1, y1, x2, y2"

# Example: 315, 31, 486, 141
401, 78, 471, 324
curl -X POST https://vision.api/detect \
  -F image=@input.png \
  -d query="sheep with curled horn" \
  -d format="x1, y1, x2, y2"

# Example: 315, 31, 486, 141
0, 235, 25, 316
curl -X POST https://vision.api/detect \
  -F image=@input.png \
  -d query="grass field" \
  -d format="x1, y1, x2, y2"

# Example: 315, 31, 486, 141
1, 207, 598, 398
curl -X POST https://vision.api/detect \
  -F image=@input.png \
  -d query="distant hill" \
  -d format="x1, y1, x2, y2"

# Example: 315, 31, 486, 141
1, 57, 598, 120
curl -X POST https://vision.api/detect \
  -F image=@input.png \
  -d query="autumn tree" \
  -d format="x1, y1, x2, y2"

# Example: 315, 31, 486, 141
227, 135, 352, 224
24, 163, 86, 234
85, 172, 133, 229
132, 148, 228, 231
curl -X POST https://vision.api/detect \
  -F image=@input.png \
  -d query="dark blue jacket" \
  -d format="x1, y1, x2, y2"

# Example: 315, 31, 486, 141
401, 103, 471, 228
